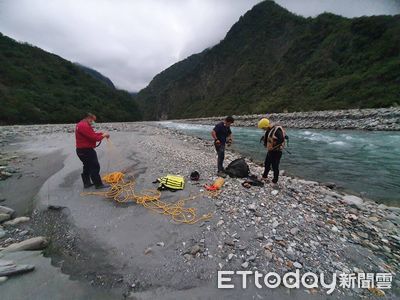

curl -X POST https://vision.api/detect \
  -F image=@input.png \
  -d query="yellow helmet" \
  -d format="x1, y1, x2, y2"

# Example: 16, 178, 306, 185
258, 118, 270, 129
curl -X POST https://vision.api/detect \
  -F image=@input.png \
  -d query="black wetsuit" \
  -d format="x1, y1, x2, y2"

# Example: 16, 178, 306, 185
213, 122, 232, 172
263, 127, 284, 183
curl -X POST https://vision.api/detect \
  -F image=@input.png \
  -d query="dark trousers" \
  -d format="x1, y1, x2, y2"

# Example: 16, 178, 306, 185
263, 151, 283, 183
215, 144, 226, 172
76, 148, 103, 186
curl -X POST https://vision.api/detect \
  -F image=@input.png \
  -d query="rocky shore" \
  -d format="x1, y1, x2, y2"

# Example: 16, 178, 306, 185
0, 122, 399, 299
177, 107, 400, 131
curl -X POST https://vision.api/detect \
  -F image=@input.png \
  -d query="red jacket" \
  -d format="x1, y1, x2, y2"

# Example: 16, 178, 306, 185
75, 120, 104, 149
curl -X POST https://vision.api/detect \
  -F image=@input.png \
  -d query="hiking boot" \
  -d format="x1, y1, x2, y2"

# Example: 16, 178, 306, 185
217, 171, 227, 178
81, 174, 94, 189
271, 180, 281, 189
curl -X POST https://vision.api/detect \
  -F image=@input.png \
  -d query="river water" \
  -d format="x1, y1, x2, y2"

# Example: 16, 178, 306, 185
162, 122, 400, 206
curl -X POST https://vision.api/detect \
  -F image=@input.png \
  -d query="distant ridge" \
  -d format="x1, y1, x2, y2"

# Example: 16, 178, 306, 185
75, 63, 115, 89
0, 33, 141, 124
136, 0, 400, 120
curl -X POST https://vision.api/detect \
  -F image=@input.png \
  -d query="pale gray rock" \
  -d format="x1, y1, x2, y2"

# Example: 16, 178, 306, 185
0, 264, 35, 277
2, 237, 48, 252
342, 195, 363, 207
0, 213, 11, 223
293, 262, 303, 269
3, 217, 30, 226
0, 206, 14, 217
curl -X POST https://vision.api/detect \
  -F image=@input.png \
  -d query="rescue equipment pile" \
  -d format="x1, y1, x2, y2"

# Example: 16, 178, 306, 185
82, 171, 212, 224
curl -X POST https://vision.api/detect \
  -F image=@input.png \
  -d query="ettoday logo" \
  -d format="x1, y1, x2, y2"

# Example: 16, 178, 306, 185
218, 270, 393, 294
218, 270, 337, 294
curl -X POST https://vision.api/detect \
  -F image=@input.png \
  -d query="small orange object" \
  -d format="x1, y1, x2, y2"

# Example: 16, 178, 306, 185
205, 177, 225, 191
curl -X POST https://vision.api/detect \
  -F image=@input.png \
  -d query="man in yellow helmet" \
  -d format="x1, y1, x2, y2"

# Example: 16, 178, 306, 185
258, 118, 287, 184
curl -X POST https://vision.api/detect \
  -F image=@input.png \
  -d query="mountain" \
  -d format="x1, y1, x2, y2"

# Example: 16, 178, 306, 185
75, 63, 115, 89
0, 33, 141, 125
136, 0, 400, 120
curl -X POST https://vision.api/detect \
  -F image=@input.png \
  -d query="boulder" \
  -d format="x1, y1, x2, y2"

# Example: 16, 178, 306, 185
322, 182, 336, 189
0, 214, 11, 223
342, 195, 363, 208
2, 237, 48, 252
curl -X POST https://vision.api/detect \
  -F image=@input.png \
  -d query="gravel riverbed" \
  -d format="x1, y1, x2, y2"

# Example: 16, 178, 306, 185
178, 107, 400, 131
0, 122, 399, 299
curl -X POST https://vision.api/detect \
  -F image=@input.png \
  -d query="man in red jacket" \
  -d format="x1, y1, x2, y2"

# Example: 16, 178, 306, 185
75, 113, 110, 189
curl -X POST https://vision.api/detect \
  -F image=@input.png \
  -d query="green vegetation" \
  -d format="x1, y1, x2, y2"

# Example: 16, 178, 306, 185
75, 63, 116, 89
136, 1, 400, 120
0, 33, 141, 124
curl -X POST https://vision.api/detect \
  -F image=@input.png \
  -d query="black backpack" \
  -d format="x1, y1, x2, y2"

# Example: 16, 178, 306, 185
225, 158, 250, 178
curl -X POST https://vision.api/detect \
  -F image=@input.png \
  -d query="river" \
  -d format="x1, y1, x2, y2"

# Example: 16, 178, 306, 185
161, 122, 400, 206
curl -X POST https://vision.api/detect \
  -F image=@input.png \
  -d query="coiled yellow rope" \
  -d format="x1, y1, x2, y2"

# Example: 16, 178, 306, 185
82, 171, 213, 224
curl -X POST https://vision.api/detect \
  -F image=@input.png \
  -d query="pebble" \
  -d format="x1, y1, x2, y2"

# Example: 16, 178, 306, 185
241, 261, 249, 268
0, 276, 7, 284
248, 204, 256, 211
156, 242, 165, 247
331, 226, 339, 233
224, 240, 235, 247
293, 262, 303, 269
357, 232, 369, 239
247, 255, 256, 262
345, 214, 358, 221
217, 220, 224, 227
215, 201, 223, 207
239, 245, 248, 251
256, 232, 264, 240
264, 250, 273, 261
190, 245, 201, 255
368, 216, 379, 222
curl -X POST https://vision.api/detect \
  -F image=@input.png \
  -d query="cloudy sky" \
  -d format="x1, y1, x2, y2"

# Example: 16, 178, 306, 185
0, 0, 399, 91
